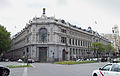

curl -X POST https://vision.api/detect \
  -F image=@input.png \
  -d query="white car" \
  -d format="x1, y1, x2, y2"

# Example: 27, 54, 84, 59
92, 63, 120, 76
76, 59, 83, 61
17, 59, 23, 63
92, 58, 98, 61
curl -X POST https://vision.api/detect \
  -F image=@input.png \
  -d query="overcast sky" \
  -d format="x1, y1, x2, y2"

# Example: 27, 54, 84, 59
0, 0, 120, 36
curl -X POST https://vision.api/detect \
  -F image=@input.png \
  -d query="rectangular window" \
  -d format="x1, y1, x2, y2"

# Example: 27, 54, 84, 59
61, 29, 66, 33
73, 49, 75, 54
69, 38, 71, 45
76, 49, 78, 54
83, 41, 85, 46
78, 40, 80, 46
73, 39, 74, 45
81, 41, 82, 46
27, 37, 29, 43
64, 37, 66, 43
61, 37, 67, 43
79, 49, 81, 54
76, 40, 77, 45
61, 37, 64, 43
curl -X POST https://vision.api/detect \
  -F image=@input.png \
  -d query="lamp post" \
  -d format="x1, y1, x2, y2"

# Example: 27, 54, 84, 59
26, 48, 29, 66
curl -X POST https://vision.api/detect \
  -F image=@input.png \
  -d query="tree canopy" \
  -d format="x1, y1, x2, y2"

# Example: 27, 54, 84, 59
91, 42, 105, 53
91, 42, 116, 57
105, 43, 116, 53
91, 42, 106, 57
0, 25, 11, 56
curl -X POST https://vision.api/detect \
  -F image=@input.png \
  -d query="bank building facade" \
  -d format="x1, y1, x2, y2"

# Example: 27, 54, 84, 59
5, 8, 111, 62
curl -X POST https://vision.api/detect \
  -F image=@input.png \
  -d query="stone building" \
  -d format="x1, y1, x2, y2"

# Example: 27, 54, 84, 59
5, 8, 111, 62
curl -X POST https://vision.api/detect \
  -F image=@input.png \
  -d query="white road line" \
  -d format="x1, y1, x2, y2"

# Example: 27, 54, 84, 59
31, 64, 36, 68
23, 67, 27, 76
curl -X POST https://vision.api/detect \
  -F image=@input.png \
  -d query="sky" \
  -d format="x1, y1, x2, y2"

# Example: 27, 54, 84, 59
0, 0, 120, 36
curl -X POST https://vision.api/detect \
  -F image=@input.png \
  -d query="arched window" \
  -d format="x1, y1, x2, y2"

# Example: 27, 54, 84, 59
39, 28, 47, 43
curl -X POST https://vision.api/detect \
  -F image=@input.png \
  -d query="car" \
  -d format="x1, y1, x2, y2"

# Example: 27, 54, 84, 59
101, 57, 107, 62
76, 59, 83, 61
17, 59, 23, 63
27, 59, 35, 63
92, 63, 120, 76
5, 59, 9, 62
112, 58, 120, 63
0, 65, 10, 76
92, 58, 98, 61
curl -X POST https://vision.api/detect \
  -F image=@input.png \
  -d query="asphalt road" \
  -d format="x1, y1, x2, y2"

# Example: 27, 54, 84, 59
27, 62, 107, 76
0, 62, 108, 76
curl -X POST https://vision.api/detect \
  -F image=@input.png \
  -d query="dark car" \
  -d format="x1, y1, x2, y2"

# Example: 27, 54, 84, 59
0, 65, 10, 76
101, 57, 107, 62
28, 59, 35, 63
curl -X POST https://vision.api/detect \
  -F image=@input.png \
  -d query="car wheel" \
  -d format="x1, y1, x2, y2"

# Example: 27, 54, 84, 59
2, 70, 9, 76
93, 73, 97, 76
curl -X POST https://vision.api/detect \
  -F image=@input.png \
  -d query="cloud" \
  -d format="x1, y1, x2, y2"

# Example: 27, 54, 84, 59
86, 0, 120, 16
27, 3, 48, 8
56, 0, 67, 5
0, 0, 11, 9
1, 0, 120, 36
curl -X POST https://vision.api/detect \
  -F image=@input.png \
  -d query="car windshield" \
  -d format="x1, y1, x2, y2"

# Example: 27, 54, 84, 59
102, 64, 112, 71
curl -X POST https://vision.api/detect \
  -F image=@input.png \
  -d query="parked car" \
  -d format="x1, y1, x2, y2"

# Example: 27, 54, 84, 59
76, 59, 83, 61
17, 59, 23, 63
92, 63, 120, 76
5, 59, 9, 62
27, 59, 35, 63
92, 58, 98, 61
112, 58, 120, 63
0, 65, 10, 76
101, 57, 107, 62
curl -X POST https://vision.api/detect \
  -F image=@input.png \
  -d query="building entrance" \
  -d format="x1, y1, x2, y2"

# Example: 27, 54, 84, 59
39, 47, 47, 62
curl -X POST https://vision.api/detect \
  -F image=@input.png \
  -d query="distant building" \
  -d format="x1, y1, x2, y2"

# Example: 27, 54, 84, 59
4, 8, 111, 62
102, 25, 120, 53
112, 25, 120, 53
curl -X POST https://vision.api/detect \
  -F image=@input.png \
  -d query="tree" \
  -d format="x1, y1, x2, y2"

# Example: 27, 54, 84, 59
105, 43, 116, 57
0, 25, 11, 56
91, 42, 105, 58
105, 43, 116, 53
97, 43, 105, 53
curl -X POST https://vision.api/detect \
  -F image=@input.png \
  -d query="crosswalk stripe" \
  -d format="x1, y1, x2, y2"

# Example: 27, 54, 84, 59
23, 67, 27, 76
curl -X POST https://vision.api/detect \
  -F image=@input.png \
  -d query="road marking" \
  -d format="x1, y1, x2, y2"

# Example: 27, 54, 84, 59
23, 67, 27, 76
31, 64, 36, 68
